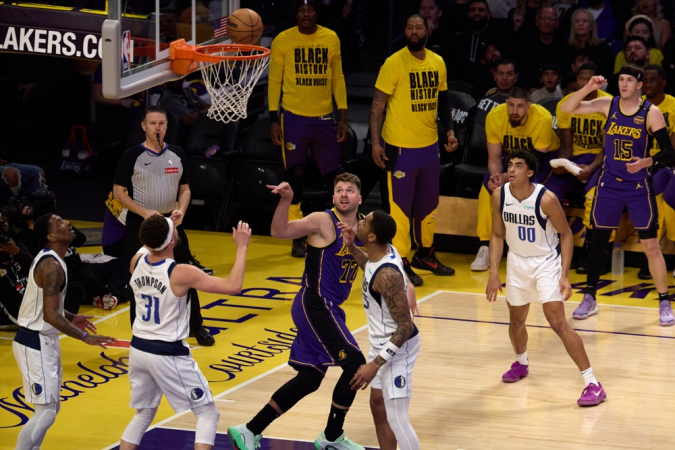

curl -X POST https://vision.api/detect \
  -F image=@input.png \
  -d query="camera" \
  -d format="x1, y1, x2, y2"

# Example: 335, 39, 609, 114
0, 232, 10, 244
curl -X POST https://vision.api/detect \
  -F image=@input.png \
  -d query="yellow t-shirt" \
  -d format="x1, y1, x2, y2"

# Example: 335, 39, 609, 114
557, 90, 612, 156
644, 94, 675, 156
268, 25, 347, 117
614, 48, 664, 74
486, 103, 560, 152
375, 47, 448, 148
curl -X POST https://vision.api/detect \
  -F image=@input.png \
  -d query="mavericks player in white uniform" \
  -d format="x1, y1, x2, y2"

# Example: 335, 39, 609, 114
120, 215, 251, 450
13, 214, 116, 450
486, 151, 606, 406
340, 210, 420, 450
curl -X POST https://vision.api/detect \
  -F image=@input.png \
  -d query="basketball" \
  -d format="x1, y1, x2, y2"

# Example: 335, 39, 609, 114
226, 8, 264, 45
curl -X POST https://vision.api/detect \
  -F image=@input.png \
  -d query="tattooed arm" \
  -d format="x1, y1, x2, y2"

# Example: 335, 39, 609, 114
370, 88, 390, 169
350, 267, 414, 390
36, 258, 115, 348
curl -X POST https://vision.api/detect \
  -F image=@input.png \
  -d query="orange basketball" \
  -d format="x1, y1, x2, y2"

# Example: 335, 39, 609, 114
226, 8, 264, 45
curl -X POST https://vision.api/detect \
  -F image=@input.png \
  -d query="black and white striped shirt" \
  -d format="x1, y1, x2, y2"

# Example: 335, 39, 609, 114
114, 144, 189, 214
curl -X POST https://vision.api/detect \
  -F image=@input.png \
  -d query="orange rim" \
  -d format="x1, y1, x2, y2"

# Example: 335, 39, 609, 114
192, 44, 270, 63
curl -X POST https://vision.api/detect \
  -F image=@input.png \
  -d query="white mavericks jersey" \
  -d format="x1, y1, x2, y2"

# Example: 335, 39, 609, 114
500, 182, 560, 257
131, 256, 189, 342
17, 249, 68, 335
362, 245, 417, 349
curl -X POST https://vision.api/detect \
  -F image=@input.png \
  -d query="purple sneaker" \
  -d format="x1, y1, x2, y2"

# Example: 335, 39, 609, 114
572, 294, 598, 320
502, 361, 529, 383
660, 300, 674, 327
577, 382, 607, 406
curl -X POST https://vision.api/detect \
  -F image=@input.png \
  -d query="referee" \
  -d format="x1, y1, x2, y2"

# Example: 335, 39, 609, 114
112, 105, 215, 346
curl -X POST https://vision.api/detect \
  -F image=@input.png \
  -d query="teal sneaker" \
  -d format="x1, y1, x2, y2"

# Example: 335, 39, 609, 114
314, 431, 365, 450
227, 424, 261, 450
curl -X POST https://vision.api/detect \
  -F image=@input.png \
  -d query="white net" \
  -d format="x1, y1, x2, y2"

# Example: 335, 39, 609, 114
198, 45, 270, 123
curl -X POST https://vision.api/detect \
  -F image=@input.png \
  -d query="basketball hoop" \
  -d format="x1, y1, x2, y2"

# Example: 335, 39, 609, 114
170, 39, 270, 123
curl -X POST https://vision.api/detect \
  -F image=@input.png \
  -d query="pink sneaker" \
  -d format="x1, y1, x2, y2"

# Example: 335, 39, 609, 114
577, 382, 607, 406
502, 361, 529, 383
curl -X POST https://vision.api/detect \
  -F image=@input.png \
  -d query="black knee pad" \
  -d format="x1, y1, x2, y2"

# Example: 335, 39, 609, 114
271, 367, 324, 412
331, 352, 366, 408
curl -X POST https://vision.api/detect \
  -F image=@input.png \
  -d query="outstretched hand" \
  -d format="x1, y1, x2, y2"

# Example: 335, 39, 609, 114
72, 315, 97, 333
267, 182, 294, 199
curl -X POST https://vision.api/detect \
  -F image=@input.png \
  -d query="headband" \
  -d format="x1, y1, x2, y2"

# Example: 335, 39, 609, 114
153, 217, 174, 252
617, 66, 644, 82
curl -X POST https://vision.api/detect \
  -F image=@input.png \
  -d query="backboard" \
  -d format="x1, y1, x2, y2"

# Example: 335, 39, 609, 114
102, 0, 240, 99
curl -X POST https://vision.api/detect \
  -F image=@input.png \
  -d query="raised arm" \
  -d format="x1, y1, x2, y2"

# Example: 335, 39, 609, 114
540, 191, 573, 300
171, 221, 251, 296
486, 188, 505, 302
37, 258, 115, 348
267, 182, 324, 239
559, 76, 611, 116
370, 88, 390, 169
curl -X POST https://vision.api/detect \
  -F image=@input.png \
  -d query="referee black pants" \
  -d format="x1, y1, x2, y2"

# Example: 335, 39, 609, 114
125, 212, 204, 332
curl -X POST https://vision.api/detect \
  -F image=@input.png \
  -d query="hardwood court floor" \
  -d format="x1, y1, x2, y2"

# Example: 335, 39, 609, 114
2, 223, 675, 449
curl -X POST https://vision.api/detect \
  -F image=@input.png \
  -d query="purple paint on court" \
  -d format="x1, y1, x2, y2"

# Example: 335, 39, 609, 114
108, 427, 379, 449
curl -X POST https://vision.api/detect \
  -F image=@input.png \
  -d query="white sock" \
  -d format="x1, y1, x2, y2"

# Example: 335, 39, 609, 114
516, 351, 528, 365
581, 367, 598, 386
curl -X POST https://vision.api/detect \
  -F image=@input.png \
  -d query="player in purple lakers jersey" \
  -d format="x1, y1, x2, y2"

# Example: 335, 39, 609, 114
560, 65, 675, 326
228, 173, 367, 450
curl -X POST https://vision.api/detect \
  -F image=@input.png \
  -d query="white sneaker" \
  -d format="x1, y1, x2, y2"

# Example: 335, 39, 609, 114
471, 245, 489, 271
549, 158, 582, 176
314, 431, 364, 450
227, 424, 261, 450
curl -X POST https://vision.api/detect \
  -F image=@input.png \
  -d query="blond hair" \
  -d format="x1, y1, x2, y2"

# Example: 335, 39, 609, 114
568, 9, 604, 47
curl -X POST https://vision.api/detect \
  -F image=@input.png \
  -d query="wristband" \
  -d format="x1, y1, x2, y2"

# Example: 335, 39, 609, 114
269, 111, 279, 123
377, 341, 399, 363
81, 332, 88, 342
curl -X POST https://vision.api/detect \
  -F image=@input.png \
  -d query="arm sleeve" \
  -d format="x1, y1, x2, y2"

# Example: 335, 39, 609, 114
438, 90, 454, 133
652, 127, 675, 167
532, 114, 555, 149
331, 35, 348, 110
556, 101, 571, 129
267, 37, 285, 112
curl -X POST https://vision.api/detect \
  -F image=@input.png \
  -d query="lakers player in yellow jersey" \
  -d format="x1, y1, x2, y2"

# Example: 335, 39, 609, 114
370, 14, 459, 286
268, 0, 349, 257
471, 87, 560, 271
550, 63, 612, 275
639, 65, 675, 279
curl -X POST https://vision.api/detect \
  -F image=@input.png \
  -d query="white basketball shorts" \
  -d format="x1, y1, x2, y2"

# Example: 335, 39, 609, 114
369, 334, 420, 399
12, 332, 62, 405
128, 346, 213, 413
506, 250, 563, 307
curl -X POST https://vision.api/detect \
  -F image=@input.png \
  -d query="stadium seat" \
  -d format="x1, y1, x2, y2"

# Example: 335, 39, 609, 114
536, 97, 560, 130
447, 80, 475, 95
452, 93, 508, 198
184, 117, 240, 157
183, 157, 228, 231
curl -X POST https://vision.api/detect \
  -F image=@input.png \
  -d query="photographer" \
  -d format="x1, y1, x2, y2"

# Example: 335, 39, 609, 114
4, 189, 58, 255
66, 225, 127, 311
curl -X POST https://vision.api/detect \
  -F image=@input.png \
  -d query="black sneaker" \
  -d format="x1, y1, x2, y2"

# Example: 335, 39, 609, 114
411, 250, 455, 276
190, 257, 214, 275
193, 327, 215, 346
638, 260, 652, 280
291, 238, 307, 258
402, 257, 423, 286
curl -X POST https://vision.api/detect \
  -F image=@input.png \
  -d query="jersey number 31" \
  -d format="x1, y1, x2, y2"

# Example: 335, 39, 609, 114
141, 294, 161, 324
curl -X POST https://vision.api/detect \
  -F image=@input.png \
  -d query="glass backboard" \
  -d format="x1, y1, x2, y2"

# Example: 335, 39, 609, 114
102, 0, 239, 99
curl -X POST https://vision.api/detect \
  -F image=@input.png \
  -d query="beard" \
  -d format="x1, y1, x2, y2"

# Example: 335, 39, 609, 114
471, 18, 488, 31
406, 36, 426, 52
509, 118, 523, 127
